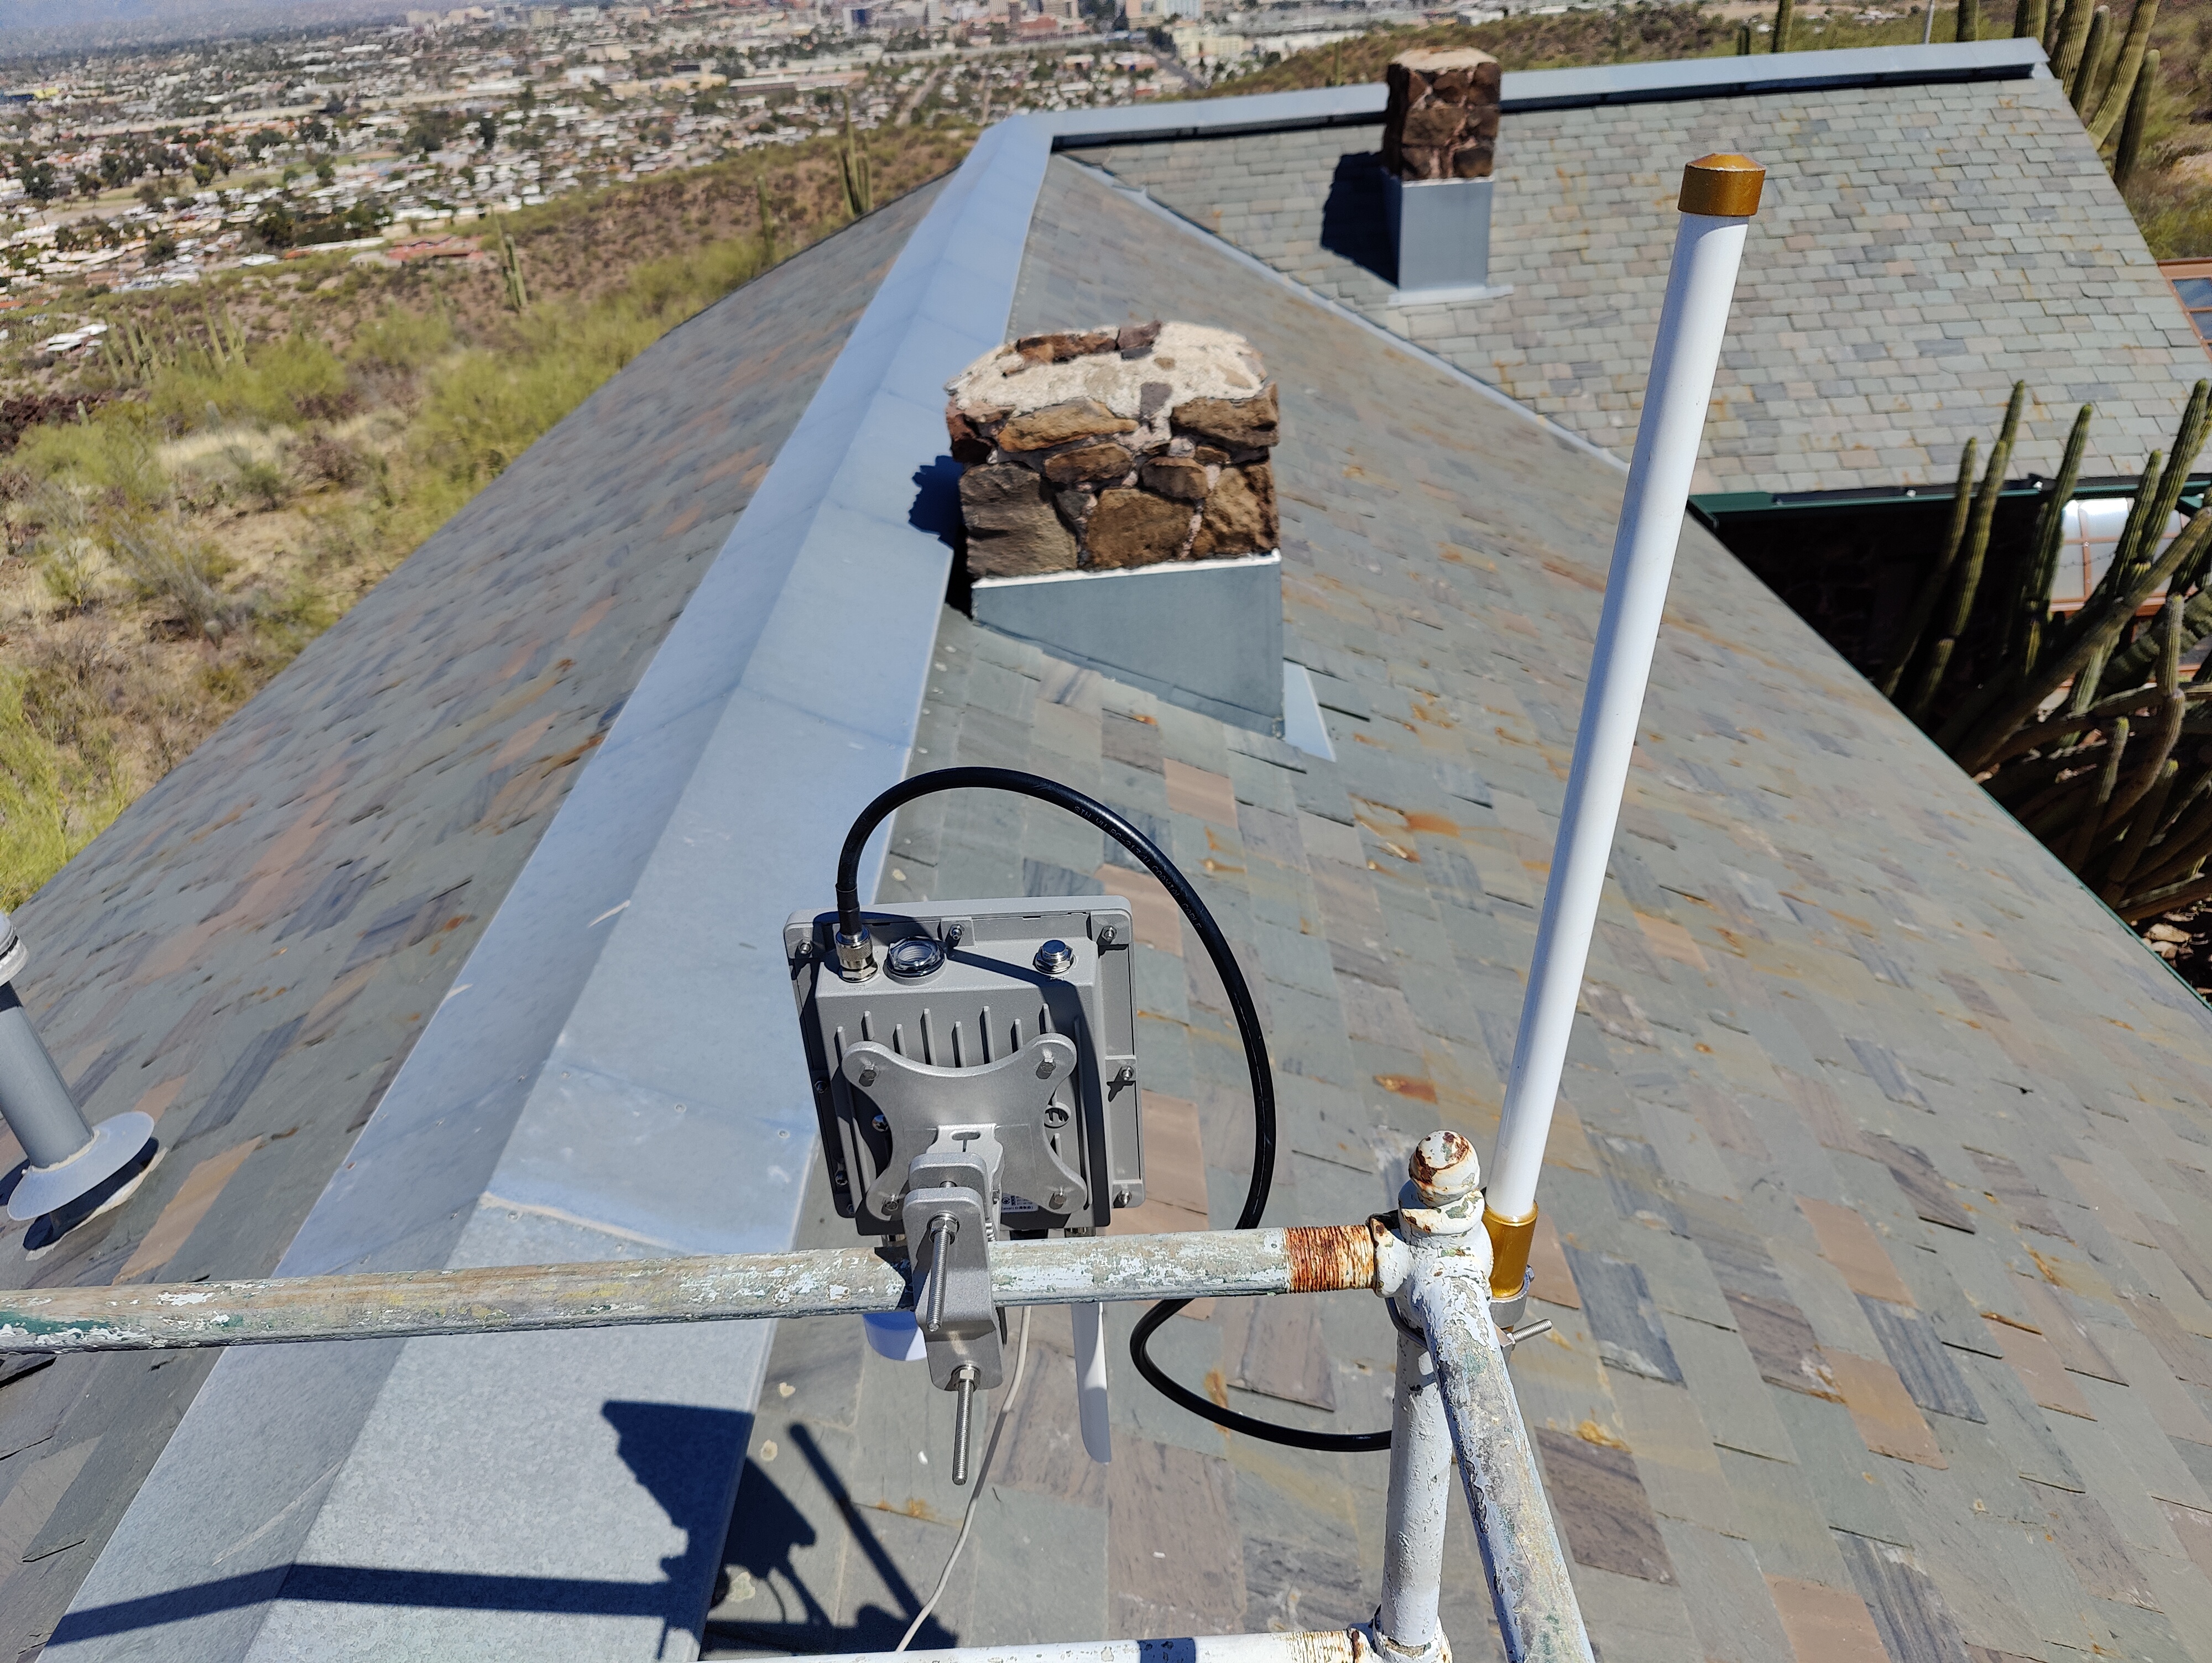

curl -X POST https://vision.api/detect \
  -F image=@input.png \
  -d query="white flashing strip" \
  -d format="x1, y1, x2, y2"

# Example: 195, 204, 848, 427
971, 550, 1280, 588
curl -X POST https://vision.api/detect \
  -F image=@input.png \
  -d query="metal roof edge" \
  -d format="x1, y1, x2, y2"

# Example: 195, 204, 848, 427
1498, 37, 2047, 111
1042, 39, 2047, 148
51, 128, 1056, 1661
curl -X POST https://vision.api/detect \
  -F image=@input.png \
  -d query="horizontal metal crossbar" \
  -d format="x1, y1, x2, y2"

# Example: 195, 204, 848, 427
0, 1222, 1380, 1354
809, 1631, 1370, 1663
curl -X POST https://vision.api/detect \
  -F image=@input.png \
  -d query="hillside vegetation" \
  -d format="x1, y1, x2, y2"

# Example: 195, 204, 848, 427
0, 124, 969, 903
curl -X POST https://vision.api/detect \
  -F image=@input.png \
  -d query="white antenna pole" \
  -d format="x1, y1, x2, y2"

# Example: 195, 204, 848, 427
1484, 155, 1766, 1307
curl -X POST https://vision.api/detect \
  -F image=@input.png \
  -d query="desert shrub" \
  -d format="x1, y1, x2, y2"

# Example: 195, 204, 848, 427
22, 485, 106, 613
227, 445, 292, 509
0, 660, 131, 907
147, 332, 354, 433
14, 407, 168, 506
346, 305, 454, 376
102, 509, 242, 637
296, 430, 367, 487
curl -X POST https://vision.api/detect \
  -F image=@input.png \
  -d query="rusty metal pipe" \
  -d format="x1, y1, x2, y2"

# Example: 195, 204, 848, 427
0, 1223, 1380, 1355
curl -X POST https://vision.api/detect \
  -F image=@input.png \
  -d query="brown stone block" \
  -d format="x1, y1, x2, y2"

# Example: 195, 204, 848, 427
1140, 456, 1211, 501
1044, 441, 1134, 484
945, 402, 992, 464
1086, 488, 1193, 568
1402, 103, 1469, 149
967, 514, 1078, 577
962, 463, 1078, 577
1008, 328, 1118, 369
998, 397, 1138, 452
1452, 142, 1495, 181
1171, 383, 1278, 450
959, 461, 1051, 530
1191, 462, 1277, 558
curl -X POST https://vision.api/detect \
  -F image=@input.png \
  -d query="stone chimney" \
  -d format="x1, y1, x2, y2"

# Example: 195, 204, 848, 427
1379, 48, 1505, 300
944, 322, 1286, 736
947, 321, 1279, 578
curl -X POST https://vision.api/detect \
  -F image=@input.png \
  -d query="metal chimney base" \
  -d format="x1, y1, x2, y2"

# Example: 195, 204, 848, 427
1384, 175, 1514, 305
972, 552, 1285, 736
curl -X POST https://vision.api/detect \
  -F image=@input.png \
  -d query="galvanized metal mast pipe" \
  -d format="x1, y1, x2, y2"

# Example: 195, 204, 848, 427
1375, 1320, 1453, 1660
1409, 1256, 1594, 1663
0, 1223, 1380, 1354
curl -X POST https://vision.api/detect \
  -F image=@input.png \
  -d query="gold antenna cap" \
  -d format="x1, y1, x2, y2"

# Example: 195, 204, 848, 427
1679, 154, 1765, 217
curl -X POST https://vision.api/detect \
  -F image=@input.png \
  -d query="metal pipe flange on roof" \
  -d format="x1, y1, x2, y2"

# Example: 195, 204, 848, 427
0, 910, 155, 1225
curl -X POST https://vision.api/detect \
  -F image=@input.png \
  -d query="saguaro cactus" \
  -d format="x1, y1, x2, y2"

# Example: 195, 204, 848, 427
1881, 438, 1979, 699
1772, 0, 1794, 51
1957, 0, 1980, 41
2116, 49, 2158, 186
838, 93, 873, 219
2015, 0, 2049, 40
2072, 5, 2113, 111
2089, 0, 2158, 142
2052, 0, 2095, 88
1905, 382, 2027, 721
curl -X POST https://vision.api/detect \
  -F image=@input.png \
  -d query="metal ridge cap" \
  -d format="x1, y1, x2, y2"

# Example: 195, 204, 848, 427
1040, 84, 1386, 148
1500, 38, 2047, 107
1029, 40, 2047, 150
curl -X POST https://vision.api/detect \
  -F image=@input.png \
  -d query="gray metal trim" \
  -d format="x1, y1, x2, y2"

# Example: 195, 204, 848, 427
1045, 39, 2047, 150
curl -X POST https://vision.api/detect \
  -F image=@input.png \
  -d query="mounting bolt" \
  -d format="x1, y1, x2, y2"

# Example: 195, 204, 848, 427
1049, 1189, 1068, 1209
859, 1064, 878, 1088
1097, 923, 1119, 946
1114, 1063, 1136, 1086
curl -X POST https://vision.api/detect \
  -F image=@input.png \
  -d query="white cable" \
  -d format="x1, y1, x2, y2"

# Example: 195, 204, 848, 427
895, 1305, 1035, 1652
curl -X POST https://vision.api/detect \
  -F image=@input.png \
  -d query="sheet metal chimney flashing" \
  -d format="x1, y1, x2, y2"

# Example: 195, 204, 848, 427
1382, 48, 1512, 304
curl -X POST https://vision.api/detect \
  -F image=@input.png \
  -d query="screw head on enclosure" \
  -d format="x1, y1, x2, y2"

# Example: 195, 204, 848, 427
1678, 153, 1765, 217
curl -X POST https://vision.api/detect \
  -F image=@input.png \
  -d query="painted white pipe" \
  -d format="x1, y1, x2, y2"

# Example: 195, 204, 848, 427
1071, 1299, 1112, 1463
1376, 1321, 1452, 1659
1488, 156, 1765, 1296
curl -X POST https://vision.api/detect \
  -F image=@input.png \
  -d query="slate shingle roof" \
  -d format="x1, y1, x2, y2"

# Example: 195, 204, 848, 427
712, 156, 2212, 1663
0, 181, 938, 1658
1079, 73, 2209, 492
